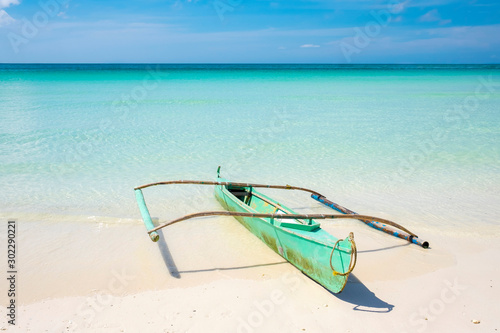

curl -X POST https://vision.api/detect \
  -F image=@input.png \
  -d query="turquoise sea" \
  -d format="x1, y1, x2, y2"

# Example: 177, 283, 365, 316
1, 64, 499, 234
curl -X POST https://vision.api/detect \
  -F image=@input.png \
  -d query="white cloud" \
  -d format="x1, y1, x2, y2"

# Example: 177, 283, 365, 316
390, 0, 410, 14
353, 24, 500, 57
399, 0, 457, 8
0, 0, 19, 9
0, 9, 15, 26
300, 44, 320, 48
419, 9, 440, 22
0, 0, 19, 26
419, 9, 451, 25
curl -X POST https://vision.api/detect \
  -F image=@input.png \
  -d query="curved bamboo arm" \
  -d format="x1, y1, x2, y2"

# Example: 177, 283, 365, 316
148, 211, 417, 236
134, 180, 322, 196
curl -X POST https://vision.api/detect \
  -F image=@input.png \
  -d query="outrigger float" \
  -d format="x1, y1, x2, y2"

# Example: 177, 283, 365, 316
134, 167, 429, 294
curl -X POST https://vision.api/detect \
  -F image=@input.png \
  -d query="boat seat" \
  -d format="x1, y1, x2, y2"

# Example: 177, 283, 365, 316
230, 191, 251, 197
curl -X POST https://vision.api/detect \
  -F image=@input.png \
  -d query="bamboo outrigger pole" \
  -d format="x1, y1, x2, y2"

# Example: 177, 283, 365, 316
311, 194, 429, 249
135, 189, 160, 242
134, 179, 429, 248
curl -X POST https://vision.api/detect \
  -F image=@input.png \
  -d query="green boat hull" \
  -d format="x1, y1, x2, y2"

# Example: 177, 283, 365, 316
214, 179, 354, 293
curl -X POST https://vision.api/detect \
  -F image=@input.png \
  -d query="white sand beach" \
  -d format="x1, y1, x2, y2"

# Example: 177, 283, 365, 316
1, 212, 498, 333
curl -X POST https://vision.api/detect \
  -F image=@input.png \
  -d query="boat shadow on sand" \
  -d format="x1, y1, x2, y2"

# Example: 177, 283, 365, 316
331, 243, 411, 313
334, 274, 394, 313
156, 227, 394, 313
156, 229, 181, 279
155, 229, 288, 278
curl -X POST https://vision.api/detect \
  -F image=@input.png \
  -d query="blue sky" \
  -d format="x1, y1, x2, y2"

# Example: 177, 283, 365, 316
0, 0, 499, 63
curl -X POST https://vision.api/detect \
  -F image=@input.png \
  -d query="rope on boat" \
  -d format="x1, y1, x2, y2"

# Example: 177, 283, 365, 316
330, 232, 357, 276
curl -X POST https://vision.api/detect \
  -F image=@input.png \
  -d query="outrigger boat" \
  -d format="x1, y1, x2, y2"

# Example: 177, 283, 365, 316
134, 167, 429, 294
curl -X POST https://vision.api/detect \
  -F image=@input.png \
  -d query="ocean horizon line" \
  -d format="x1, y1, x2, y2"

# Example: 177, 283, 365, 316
2, 63, 500, 71
2, 62, 500, 65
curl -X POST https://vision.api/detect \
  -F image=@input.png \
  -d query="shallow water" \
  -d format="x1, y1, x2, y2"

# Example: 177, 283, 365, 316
1, 64, 499, 232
